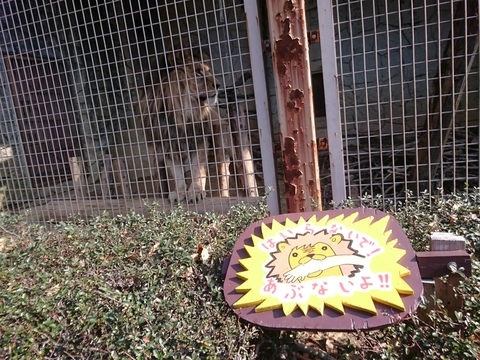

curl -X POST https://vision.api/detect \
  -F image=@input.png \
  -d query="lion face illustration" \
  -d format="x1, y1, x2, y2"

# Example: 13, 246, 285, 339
288, 242, 336, 266
266, 231, 362, 283
287, 241, 340, 279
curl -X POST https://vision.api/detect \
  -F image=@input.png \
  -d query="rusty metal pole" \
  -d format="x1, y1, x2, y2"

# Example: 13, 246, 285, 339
265, 0, 322, 212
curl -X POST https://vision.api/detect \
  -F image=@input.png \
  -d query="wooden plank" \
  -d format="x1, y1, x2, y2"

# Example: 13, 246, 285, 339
416, 250, 471, 278
430, 232, 467, 251
434, 276, 462, 319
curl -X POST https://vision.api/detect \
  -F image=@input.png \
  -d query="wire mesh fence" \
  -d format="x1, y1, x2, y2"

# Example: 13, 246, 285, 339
0, 1, 478, 221
0, 0, 276, 221
330, 0, 479, 204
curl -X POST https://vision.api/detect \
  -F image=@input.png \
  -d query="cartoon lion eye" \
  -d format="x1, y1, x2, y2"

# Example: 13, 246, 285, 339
292, 252, 298, 257
321, 246, 328, 251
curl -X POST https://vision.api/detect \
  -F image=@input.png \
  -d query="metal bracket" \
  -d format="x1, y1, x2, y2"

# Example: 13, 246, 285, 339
308, 29, 320, 44
262, 39, 271, 52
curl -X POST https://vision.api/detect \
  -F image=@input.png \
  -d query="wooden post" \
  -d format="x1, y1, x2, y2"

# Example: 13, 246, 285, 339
430, 232, 466, 319
265, 0, 321, 212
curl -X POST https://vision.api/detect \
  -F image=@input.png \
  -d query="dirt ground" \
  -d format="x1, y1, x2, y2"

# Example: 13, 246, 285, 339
296, 331, 362, 359
255, 330, 363, 359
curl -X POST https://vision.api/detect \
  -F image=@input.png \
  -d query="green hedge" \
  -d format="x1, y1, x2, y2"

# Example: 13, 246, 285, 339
1, 189, 480, 359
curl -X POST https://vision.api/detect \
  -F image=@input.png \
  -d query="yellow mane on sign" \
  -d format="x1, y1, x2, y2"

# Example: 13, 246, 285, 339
234, 212, 414, 316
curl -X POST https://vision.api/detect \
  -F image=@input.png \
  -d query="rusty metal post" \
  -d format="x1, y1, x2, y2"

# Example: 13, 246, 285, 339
265, 0, 322, 213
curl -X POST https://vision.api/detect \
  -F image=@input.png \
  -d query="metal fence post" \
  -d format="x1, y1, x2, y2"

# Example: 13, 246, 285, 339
265, 0, 322, 212
317, 0, 346, 205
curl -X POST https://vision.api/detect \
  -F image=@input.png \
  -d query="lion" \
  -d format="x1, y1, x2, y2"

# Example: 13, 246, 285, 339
266, 230, 365, 283
139, 49, 232, 204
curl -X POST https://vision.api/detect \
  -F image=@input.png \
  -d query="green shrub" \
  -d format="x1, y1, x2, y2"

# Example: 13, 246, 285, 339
0, 200, 268, 359
338, 188, 480, 359
1, 189, 480, 359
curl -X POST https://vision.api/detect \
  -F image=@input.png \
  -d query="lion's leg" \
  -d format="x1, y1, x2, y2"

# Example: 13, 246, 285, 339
229, 103, 258, 197
186, 142, 207, 203
236, 136, 258, 197
209, 111, 231, 197
218, 156, 230, 197
213, 120, 232, 198
165, 156, 187, 204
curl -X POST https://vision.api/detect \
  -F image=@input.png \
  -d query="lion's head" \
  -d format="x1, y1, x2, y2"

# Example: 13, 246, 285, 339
266, 230, 362, 283
140, 48, 221, 141
163, 50, 220, 119
287, 241, 337, 268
